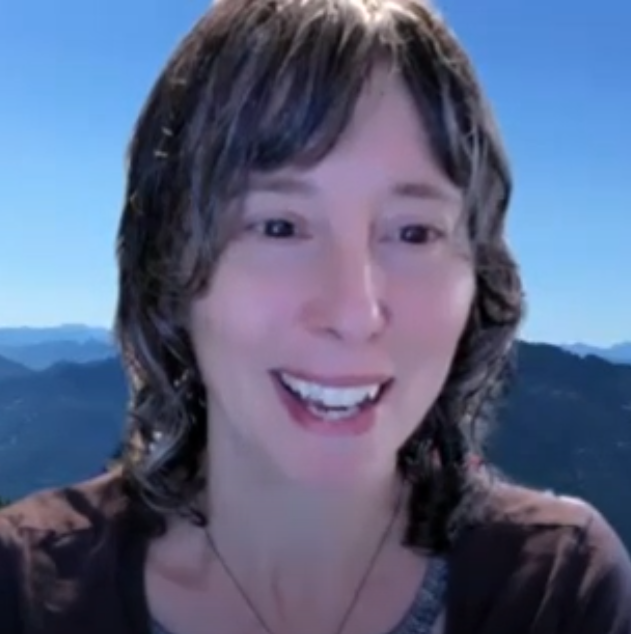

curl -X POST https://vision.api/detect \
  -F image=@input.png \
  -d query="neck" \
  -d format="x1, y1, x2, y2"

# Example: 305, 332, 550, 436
203, 430, 406, 580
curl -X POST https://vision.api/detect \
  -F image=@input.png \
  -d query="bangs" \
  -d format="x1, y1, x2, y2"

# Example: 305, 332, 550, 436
184, 1, 402, 207
133, 0, 509, 285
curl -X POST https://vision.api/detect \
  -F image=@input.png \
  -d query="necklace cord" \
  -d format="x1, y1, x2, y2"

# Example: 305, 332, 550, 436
203, 486, 405, 634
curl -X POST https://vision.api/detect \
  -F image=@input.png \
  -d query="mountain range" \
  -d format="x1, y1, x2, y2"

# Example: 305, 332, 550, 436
0, 325, 115, 370
1, 326, 629, 369
0, 355, 128, 497
0, 334, 630, 551
0, 355, 33, 381
563, 341, 631, 365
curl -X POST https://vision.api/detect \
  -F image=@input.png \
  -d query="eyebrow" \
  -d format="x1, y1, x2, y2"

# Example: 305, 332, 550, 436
246, 174, 461, 204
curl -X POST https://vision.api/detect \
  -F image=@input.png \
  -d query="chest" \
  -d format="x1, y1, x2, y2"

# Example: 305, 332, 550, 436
144, 556, 446, 634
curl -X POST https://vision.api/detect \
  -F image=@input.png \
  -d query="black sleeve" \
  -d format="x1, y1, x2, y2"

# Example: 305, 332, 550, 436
0, 516, 24, 633
562, 508, 631, 633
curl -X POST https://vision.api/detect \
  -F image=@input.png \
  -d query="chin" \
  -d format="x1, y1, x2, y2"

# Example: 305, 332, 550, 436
274, 445, 396, 489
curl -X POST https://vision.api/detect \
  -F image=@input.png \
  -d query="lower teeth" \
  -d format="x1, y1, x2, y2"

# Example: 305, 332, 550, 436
306, 402, 360, 421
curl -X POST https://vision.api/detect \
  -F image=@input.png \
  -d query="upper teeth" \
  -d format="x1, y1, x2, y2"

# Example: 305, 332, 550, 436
279, 372, 382, 408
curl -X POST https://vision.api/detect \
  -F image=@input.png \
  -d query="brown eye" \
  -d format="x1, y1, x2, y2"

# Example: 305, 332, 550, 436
399, 224, 439, 244
261, 219, 296, 238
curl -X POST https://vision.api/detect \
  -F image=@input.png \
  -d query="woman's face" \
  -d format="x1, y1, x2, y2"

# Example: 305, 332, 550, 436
190, 69, 475, 486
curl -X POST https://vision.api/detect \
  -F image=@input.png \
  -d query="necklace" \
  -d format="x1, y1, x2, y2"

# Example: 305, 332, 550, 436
203, 486, 404, 634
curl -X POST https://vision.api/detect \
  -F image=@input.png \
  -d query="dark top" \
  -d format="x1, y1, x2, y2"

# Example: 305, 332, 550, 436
0, 470, 630, 634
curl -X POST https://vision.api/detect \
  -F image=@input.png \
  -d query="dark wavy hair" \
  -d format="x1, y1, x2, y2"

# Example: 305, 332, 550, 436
114, 0, 524, 552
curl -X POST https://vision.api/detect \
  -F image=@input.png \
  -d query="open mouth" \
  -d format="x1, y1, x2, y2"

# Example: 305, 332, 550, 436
272, 370, 392, 422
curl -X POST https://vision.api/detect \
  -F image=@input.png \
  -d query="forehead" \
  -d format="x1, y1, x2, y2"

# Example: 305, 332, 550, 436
245, 68, 462, 207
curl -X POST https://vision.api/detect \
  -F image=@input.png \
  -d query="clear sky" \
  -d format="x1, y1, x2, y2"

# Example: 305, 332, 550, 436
0, 0, 629, 345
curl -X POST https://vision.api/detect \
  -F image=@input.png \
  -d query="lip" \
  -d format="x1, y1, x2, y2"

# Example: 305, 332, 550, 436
270, 370, 394, 437
270, 371, 390, 437
272, 368, 393, 388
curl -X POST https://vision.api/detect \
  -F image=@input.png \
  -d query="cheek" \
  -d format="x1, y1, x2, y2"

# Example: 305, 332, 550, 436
190, 266, 298, 367
392, 262, 474, 353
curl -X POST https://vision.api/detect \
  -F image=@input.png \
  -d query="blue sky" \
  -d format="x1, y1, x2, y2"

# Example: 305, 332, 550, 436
0, 1, 629, 345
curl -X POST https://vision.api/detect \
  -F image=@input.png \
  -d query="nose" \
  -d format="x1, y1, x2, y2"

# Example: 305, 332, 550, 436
305, 243, 388, 343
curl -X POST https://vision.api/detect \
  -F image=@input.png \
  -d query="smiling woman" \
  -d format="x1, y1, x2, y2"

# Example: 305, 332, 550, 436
1, 0, 630, 633
186, 66, 477, 492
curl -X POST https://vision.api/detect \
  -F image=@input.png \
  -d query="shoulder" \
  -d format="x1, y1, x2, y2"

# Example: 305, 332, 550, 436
0, 469, 135, 632
451, 481, 631, 632
0, 468, 127, 544
481, 480, 609, 531
481, 481, 627, 562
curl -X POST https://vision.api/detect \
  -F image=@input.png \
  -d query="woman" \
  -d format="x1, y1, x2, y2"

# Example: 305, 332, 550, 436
1, 0, 630, 632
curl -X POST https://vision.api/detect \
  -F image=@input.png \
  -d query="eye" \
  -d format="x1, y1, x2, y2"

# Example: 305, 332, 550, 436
249, 217, 298, 239
398, 224, 443, 244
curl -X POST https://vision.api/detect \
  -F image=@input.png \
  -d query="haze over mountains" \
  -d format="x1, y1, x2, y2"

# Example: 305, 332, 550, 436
563, 341, 631, 365
0, 325, 630, 551
1, 326, 629, 369
0, 325, 111, 346
0, 325, 115, 370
